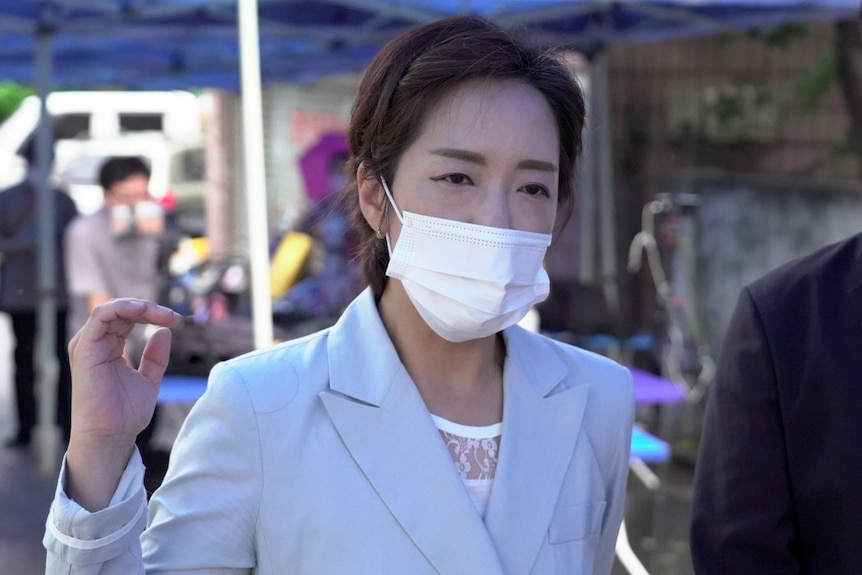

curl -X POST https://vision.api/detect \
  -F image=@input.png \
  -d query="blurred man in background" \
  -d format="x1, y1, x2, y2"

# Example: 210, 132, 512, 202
64, 156, 168, 454
0, 138, 77, 447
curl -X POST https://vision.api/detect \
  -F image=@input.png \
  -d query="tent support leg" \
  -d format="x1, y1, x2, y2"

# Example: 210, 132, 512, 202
238, 0, 274, 350
591, 52, 621, 319
35, 27, 59, 477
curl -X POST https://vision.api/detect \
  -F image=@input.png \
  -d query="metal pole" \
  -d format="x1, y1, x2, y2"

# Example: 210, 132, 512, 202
238, 0, 274, 349
35, 28, 59, 476
592, 52, 620, 317
578, 73, 596, 284
204, 90, 232, 257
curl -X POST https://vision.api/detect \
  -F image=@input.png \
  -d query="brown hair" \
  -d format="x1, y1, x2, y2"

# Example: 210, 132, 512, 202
342, 15, 586, 296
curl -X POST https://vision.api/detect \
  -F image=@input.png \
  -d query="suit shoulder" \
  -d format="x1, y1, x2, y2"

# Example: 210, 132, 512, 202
748, 231, 862, 306
543, 333, 630, 375
55, 189, 77, 211
542, 334, 634, 403
0, 182, 25, 198
539, 335, 635, 456
212, 328, 332, 413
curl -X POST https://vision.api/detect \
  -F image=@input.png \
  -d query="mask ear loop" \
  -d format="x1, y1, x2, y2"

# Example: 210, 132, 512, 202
380, 177, 404, 224
379, 177, 404, 256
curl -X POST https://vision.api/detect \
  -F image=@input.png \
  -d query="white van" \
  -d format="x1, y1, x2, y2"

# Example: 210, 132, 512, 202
0, 90, 202, 190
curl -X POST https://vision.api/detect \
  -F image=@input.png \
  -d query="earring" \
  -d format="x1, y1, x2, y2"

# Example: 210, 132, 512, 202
375, 227, 384, 240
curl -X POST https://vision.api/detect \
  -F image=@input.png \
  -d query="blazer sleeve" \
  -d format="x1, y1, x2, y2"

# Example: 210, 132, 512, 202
43, 362, 262, 575
142, 361, 263, 573
44, 450, 149, 574
690, 287, 798, 574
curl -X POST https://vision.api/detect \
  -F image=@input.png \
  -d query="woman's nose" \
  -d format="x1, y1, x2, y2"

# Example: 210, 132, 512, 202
477, 192, 512, 230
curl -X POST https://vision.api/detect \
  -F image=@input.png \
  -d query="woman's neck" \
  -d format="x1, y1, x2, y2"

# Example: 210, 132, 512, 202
377, 281, 505, 426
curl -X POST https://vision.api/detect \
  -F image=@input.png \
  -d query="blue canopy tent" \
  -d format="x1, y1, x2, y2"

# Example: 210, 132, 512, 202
2, 0, 856, 308
1, 1, 858, 88
0, 0, 858, 473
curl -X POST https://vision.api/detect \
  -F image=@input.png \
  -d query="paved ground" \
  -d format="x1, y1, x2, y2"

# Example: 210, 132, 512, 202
614, 459, 696, 575
0, 313, 695, 575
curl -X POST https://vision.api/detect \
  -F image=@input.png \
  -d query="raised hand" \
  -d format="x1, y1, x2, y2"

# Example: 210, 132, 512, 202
65, 299, 182, 511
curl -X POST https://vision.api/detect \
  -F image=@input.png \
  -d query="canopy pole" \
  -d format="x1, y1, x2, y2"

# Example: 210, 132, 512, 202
238, 0, 273, 349
591, 52, 620, 318
35, 27, 59, 476
578, 74, 597, 284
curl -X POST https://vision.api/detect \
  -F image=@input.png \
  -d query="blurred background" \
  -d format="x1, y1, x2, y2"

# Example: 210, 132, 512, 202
2, 1, 862, 573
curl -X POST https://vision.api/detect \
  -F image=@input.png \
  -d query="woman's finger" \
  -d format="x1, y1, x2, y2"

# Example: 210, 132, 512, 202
138, 327, 173, 384
82, 299, 182, 341
67, 330, 80, 360
92, 299, 180, 326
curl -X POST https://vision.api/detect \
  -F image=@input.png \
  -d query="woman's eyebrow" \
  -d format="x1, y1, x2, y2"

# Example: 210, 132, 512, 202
430, 148, 485, 164
430, 148, 556, 172
516, 159, 557, 173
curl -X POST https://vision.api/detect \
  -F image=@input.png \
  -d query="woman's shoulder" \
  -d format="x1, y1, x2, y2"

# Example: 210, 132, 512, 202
206, 328, 333, 414
540, 331, 630, 382
520, 331, 635, 453
510, 327, 633, 403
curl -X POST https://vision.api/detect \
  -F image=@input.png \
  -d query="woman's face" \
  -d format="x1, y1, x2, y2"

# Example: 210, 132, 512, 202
386, 78, 559, 241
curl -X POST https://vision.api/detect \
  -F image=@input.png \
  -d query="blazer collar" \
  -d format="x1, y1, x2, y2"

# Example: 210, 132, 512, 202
323, 288, 505, 574
483, 326, 589, 574
326, 288, 400, 406
323, 290, 587, 574
325, 289, 572, 402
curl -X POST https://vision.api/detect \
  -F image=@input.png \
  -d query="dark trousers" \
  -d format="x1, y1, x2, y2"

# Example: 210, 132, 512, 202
8, 310, 72, 440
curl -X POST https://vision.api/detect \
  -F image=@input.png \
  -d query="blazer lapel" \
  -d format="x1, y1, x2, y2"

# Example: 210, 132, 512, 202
483, 327, 588, 575
321, 290, 505, 575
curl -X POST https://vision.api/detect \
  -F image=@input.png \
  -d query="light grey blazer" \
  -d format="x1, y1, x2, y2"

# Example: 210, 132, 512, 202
45, 288, 634, 574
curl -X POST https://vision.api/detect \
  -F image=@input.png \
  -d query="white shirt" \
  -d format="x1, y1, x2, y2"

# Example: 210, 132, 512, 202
431, 414, 502, 518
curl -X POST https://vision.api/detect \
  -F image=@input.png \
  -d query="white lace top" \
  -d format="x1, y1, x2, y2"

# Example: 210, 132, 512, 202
431, 414, 502, 518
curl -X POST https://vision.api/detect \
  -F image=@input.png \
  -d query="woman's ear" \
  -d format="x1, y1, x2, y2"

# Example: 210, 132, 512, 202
356, 164, 388, 234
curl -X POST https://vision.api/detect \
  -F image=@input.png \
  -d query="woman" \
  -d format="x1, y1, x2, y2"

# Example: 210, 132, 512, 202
45, 15, 634, 574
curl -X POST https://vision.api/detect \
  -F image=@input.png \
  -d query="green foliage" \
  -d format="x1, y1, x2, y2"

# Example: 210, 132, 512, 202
711, 91, 745, 125
726, 23, 828, 119
0, 81, 33, 123
761, 22, 811, 49
752, 85, 774, 108
789, 47, 837, 116
795, 137, 856, 175
828, 138, 855, 157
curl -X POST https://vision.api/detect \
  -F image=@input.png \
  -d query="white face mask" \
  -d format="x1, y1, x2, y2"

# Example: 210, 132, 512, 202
381, 178, 552, 343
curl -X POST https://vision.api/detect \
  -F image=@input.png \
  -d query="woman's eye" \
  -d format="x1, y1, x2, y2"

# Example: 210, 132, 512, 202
520, 184, 551, 198
432, 173, 474, 186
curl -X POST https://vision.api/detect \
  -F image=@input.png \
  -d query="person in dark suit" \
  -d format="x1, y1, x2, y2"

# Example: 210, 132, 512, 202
0, 137, 78, 447
690, 230, 862, 573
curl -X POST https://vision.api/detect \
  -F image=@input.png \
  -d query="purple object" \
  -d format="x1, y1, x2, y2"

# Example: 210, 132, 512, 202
628, 366, 686, 405
299, 132, 349, 203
